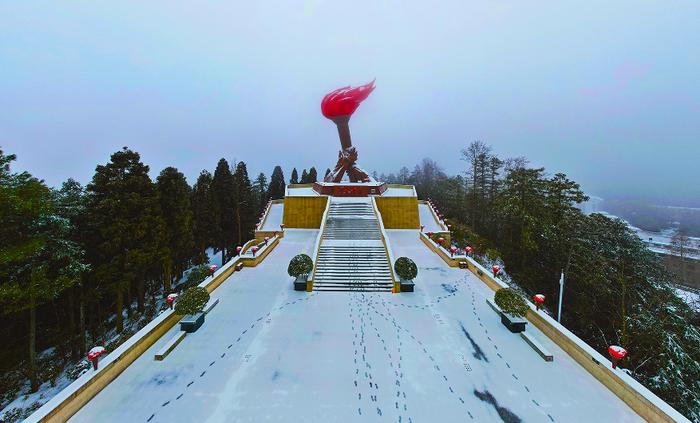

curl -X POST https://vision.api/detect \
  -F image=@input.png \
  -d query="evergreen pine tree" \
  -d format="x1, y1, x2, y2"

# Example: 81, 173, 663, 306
53, 178, 90, 358
86, 147, 164, 332
0, 149, 87, 391
290, 168, 299, 184
325, 168, 331, 178
233, 162, 255, 246
156, 167, 195, 294
268, 166, 285, 200
300, 169, 309, 183
211, 159, 235, 265
191, 170, 215, 264
253, 172, 269, 214
308, 167, 318, 183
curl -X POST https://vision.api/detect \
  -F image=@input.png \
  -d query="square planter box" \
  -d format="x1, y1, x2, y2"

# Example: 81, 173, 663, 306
180, 312, 205, 333
500, 312, 527, 333
294, 276, 307, 291
399, 279, 415, 292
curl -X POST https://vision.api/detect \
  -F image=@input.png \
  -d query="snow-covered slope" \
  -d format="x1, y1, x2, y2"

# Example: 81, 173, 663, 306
66, 229, 641, 423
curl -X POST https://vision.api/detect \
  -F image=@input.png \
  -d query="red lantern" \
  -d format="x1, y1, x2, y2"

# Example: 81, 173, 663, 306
437, 237, 445, 245
251, 246, 259, 256
438, 214, 443, 219
534, 294, 545, 310
420, 225, 425, 232
608, 345, 628, 369
236, 246, 243, 255
426, 231, 434, 237
209, 265, 218, 274
264, 236, 270, 245
450, 246, 457, 256
464, 246, 473, 254
491, 265, 500, 277
87, 346, 106, 370
166, 293, 178, 308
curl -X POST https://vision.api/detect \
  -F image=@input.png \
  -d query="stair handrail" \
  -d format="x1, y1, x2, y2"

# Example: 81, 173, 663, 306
371, 197, 397, 284
309, 196, 331, 286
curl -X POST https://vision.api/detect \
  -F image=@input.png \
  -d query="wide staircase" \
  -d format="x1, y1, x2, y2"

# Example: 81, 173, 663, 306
313, 199, 394, 292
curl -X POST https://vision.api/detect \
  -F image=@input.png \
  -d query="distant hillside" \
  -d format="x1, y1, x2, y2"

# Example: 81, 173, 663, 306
601, 199, 700, 237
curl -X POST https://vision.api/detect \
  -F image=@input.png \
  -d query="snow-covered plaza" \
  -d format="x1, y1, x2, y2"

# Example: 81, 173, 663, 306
68, 229, 642, 423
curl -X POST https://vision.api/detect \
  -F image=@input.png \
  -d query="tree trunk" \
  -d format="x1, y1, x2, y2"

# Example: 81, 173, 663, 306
137, 276, 145, 313
79, 284, 86, 356
115, 290, 124, 333
29, 302, 39, 392
164, 261, 172, 297
236, 206, 242, 248
125, 283, 132, 318
68, 289, 77, 359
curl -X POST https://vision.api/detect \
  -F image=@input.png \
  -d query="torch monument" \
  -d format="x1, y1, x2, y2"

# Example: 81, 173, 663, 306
313, 80, 387, 196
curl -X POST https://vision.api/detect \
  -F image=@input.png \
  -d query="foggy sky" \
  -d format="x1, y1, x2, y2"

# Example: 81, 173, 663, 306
1, 1, 698, 205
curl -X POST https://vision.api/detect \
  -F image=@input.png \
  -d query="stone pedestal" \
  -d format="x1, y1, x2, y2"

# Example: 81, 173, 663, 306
180, 313, 205, 333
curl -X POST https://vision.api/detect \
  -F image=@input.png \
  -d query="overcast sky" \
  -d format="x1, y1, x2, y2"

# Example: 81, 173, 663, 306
1, 1, 698, 205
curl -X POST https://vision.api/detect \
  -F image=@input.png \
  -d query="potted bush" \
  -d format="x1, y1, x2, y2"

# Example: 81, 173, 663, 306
493, 288, 528, 333
288, 254, 313, 291
394, 257, 418, 292
176, 286, 211, 333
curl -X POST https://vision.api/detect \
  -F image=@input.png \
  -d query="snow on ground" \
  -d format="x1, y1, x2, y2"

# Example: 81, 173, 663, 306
382, 187, 416, 197
260, 203, 283, 231
674, 288, 700, 311
286, 186, 319, 196
418, 203, 444, 233
67, 229, 641, 423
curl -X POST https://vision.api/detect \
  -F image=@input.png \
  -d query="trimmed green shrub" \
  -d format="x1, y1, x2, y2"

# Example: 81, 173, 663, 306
394, 257, 418, 281
494, 288, 528, 317
288, 254, 313, 278
175, 286, 210, 316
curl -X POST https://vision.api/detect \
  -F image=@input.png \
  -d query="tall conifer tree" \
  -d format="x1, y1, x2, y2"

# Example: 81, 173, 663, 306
308, 167, 318, 183
268, 166, 285, 200
191, 170, 215, 264
233, 162, 255, 246
156, 167, 194, 294
86, 148, 163, 332
211, 159, 235, 264
253, 172, 269, 214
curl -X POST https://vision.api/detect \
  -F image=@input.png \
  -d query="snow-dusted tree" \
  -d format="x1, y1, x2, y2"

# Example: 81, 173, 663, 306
268, 166, 285, 200
0, 149, 88, 391
157, 167, 194, 295
191, 170, 215, 265
252, 172, 269, 214
668, 229, 691, 285
307, 167, 318, 183
233, 161, 255, 247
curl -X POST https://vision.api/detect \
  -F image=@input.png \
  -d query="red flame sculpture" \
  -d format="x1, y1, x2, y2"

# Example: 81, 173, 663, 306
322, 80, 375, 183
321, 81, 375, 119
